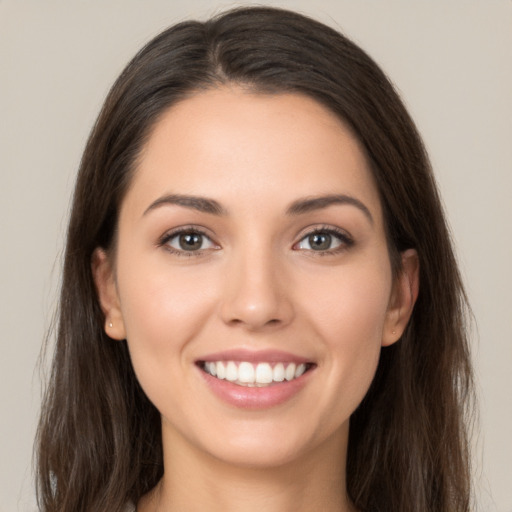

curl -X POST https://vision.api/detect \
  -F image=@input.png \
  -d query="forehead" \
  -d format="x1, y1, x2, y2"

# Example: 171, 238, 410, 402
124, 87, 383, 221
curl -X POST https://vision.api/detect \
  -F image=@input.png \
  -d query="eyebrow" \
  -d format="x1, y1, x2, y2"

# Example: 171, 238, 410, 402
286, 194, 374, 224
143, 192, 373, 224
143, 194, 227, 216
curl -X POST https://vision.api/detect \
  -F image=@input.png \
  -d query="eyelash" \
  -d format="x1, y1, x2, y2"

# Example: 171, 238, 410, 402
294, 225, 354, 256
158, 225, 354, 257
158, 226, 216, 257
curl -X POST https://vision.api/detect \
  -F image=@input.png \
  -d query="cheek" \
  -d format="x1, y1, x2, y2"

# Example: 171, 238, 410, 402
115, 255, 218, 381
304, 258, 391, 339
302, 262, 391, 408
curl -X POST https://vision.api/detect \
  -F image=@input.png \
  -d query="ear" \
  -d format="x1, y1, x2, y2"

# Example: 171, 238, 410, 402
382, 248, 420, 347
91, 248, 126, 340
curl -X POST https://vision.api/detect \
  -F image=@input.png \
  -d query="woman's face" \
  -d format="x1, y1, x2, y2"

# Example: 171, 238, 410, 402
95, 88, 417, 470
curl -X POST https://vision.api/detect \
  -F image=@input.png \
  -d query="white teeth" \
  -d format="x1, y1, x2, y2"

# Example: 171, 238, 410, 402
207, 361, 216, 377
203, 361, 309, 386
285, 363, 296, 381
216, 361, 226, 379
238, 362, 255, 383
255, 363, 273, 384
226, 361, 238, 382
295, 363, 306, 378
273, 363, 285, 382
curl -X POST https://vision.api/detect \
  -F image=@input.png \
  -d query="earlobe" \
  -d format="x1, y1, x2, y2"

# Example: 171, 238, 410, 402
91, 248, 126, 340
382, 248, 420, 347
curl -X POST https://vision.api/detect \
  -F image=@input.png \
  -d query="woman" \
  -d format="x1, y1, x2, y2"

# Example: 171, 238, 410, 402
36, 6, 474, 512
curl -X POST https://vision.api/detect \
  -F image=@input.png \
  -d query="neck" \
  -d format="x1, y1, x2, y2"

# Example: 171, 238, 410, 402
139, 423, 356, 512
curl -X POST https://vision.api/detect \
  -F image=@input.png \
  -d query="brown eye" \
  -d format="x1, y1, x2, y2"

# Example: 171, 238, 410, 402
178, 233, 203, 251
163, 230, 217, 254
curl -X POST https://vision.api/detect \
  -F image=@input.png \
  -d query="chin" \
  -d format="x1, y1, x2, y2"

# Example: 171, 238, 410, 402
208, 439, 310, 470
193, 416, 347, 471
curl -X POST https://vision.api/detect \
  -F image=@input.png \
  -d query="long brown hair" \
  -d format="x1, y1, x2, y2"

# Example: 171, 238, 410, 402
36, 7, 474, 511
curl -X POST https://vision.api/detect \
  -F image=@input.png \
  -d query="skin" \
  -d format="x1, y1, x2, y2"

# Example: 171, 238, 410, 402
93, 87, 419, 512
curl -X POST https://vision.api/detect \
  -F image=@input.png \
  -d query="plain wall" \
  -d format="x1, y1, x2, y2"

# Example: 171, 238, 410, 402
1, 1, 511, 510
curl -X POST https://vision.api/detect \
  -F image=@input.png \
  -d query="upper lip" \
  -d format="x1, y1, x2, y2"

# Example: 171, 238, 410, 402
197, 349, 312, 364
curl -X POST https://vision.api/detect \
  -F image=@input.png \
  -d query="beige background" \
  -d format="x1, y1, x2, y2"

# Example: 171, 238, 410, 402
1, 1, 511, 510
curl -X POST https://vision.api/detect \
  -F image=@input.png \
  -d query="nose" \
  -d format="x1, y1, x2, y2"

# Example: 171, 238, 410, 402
219, 246, 295, 331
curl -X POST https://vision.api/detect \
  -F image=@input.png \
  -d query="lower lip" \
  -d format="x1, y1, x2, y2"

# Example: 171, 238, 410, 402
198, 367, 313, 409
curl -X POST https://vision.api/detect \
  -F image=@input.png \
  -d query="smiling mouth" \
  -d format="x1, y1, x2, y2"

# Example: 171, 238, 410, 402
198, 361, 316, 387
